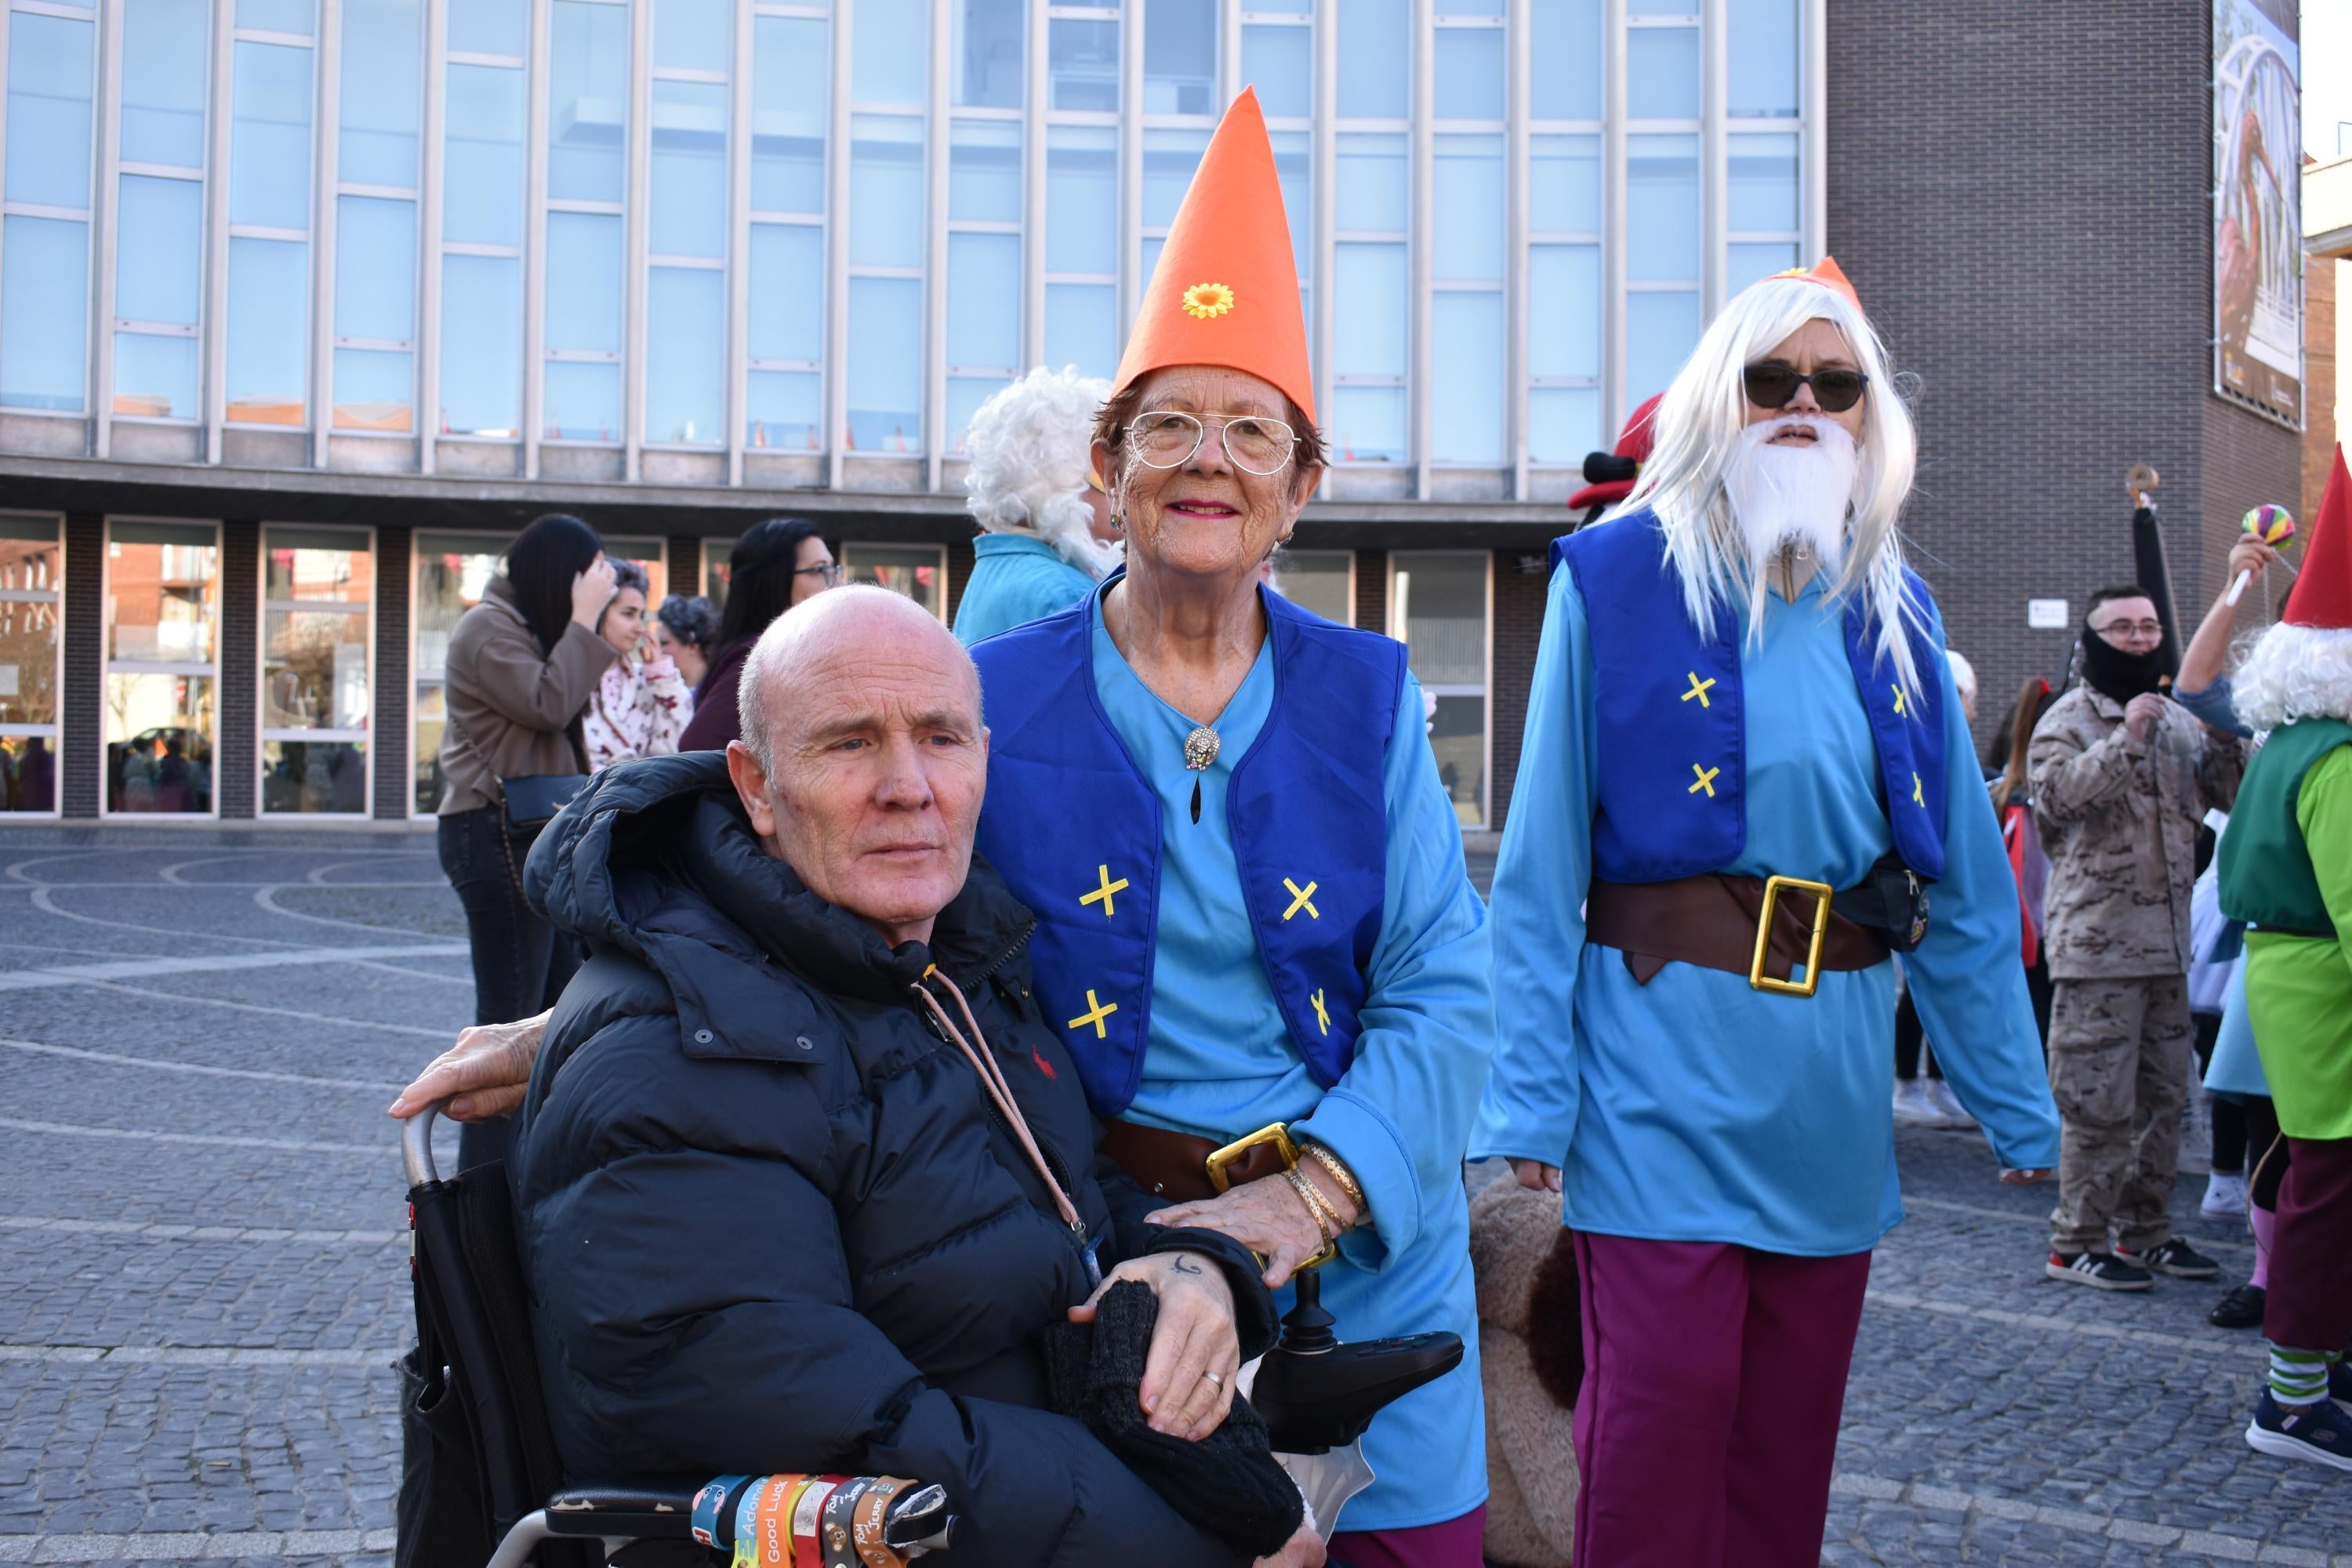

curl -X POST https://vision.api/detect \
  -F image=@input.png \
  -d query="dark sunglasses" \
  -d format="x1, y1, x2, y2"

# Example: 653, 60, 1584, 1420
1742, 363, 1869, 414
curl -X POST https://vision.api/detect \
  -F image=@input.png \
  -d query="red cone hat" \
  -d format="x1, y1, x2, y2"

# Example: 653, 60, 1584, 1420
2284, 444, 2352, 629
1568, 393, 1664, 512
1114, 89, 1314, 423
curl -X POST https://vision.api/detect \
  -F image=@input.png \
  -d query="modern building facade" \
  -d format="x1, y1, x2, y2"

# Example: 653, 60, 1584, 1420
0, 0, 2299, 829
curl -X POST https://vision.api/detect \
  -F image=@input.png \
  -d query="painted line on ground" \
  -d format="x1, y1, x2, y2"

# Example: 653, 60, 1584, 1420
0, 1116, 387, 1156
350, 956, 475, 986
1903, 1192, 2253, 1250
0, 941, 469, 991
0, 1036, 406, 1090
1828, 1470, 2350, 1564
25, 886, 313, 948
1864, 1288, 2269, 1356
254, 884, 450, 940
63, 975, 456, 1039
0, 879, 448, 890
0, 1526, 400, 1563
0, 1214, 399, 1244
0, 1343, 400, 1367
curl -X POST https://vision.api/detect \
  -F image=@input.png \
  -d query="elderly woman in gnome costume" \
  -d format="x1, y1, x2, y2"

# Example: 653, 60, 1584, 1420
2220, 445, 2352, 1472
968, 89, 1496, 1566
953, 365, 1126, 645
1471, 259, 2061, 1568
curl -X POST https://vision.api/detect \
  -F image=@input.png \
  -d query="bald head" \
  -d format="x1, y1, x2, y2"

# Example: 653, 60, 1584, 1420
724, 586, 989, 948
737, 586, 981, 770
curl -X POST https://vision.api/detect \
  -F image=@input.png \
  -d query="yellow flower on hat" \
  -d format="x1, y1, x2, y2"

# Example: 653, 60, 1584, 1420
1181, 281, 1236, 320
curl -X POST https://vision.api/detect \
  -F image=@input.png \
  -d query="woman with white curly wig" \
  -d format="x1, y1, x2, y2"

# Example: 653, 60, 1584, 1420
953, 365, 1125, 645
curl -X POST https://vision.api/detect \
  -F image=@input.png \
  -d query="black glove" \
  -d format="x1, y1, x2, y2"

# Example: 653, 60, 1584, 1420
1044, 1281, 1304, 1559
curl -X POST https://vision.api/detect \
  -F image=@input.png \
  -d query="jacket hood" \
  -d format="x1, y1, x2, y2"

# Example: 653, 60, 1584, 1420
524, 750, 1037, 1058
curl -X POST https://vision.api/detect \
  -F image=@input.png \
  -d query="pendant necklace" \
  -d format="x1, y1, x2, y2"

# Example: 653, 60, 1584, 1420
1183, 725, 1220, 824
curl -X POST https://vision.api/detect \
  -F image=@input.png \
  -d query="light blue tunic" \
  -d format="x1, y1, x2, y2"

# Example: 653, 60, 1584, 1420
1088, 594, 1496, 1532
1472, 565, 2061, 1254
953, 534, 1098, 646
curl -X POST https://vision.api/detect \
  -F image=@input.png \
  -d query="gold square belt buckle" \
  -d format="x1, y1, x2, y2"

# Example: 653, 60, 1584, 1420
1750, 875, 1835, 998
1204, 1122, 1338, 1270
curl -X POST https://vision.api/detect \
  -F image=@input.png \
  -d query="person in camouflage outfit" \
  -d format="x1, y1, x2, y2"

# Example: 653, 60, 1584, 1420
2030, 586, 2244, 1290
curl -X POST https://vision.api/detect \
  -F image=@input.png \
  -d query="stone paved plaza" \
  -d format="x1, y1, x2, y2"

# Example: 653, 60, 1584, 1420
0, 830, 2343, 1566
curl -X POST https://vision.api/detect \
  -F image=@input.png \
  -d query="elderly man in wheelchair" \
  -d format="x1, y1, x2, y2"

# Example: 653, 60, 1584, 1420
408, 587, 1354, 1568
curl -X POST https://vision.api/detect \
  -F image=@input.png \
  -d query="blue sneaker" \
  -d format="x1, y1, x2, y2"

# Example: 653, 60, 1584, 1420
2246, 1388, 2352, 1472
2333, 1359, 2352, 1404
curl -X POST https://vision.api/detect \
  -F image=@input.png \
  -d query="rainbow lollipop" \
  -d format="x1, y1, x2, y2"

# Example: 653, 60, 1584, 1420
2227, 504, 2296, 605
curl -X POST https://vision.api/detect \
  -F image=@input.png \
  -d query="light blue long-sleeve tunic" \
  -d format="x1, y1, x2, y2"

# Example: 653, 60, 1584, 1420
953, 534, 1098, 645
1472, 564, 2061, 1254
1087, 594, 1496, 1532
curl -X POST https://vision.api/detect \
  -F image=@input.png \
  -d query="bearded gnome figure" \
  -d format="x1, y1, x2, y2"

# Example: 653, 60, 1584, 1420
1472, 258, 2063, 1568
2219, 444, 2352, 1472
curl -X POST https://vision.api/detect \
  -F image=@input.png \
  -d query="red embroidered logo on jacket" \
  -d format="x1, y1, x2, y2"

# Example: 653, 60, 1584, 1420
1032, 1050, 1058, 1080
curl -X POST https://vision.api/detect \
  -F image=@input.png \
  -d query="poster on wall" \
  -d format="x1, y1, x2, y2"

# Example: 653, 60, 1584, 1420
2213, 0, 2303, 428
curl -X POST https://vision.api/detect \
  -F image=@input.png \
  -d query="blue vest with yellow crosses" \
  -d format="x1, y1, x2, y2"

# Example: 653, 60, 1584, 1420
1555, 510, 1949, 884
971, 580, 1400, 1117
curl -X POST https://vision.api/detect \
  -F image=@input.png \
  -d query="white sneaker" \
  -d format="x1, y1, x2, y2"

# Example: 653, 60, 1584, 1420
2201, 1171, 2249, 1218
1925, 1079, 1977, 1130
1893, 1077, 1949, 1128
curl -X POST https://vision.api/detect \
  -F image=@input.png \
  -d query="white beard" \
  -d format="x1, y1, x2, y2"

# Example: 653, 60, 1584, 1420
1723, 416, 1860, 577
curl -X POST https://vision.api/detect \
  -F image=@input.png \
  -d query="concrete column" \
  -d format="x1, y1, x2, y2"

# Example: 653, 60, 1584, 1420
374, 525, 412, 820
61, 514, 104, 819
216, 519, 259, 818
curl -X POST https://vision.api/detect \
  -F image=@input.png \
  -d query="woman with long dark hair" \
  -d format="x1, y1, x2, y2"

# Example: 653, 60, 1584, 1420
436, 511, 617, 1168
675, 516, 837, 751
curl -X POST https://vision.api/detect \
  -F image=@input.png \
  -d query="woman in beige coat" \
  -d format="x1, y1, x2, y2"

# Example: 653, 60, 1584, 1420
435, 512, 617, 1169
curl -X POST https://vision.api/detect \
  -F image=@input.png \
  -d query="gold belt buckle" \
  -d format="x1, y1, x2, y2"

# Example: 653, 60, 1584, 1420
1204, 1122, 1338, 1270
1750, 875, 1835, 998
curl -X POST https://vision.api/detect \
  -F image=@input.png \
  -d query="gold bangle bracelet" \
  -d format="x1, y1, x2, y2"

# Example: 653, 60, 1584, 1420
1300, 1141, 1368, 1218
1284, 1166, 1341, 1245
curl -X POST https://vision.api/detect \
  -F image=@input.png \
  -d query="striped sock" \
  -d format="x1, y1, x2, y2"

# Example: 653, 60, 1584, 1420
2268, 1345, 2340, 1406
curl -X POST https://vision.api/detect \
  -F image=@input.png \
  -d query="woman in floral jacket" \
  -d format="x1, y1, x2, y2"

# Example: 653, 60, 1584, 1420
583, 560, 693, 769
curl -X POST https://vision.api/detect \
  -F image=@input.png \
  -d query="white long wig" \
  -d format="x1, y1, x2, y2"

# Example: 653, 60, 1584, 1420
2230, 622, 2352, 732
1616, 274, 1927, 695
962, 366, 1123, 579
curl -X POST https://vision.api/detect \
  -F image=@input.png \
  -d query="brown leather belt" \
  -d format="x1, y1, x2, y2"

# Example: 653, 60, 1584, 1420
1098, 1118, 1290, 1204
1586, 873, 1889, 989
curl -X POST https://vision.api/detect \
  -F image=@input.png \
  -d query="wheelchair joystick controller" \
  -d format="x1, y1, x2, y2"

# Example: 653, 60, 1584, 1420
1253, 1268, 1464, 1457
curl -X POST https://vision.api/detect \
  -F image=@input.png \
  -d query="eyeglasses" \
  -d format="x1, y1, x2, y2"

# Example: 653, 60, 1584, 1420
795, 562, 843, 586
2090, 617, 2164, 644
1127, 410, 1298, 476
1742, 363, 1870, 414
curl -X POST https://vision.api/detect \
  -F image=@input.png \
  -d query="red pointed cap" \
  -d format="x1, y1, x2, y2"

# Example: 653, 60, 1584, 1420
1115, 89, 1314, 423
1766, 255, 1863, 314
1568, 393, 1664, 511
2285, 445, 2352, 629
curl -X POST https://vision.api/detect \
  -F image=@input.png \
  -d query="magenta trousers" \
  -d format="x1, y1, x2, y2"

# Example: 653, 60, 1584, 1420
1329, 1505, 1486, 1568
1571, 1232, 1873, 1568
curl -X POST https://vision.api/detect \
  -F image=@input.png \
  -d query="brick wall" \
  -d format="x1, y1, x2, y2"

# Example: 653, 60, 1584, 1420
1353, 550, 1387, 632
61, 513, 102, 818
946, 539, 975, 620
666, 534, 704, 599
1489, 550, 1547, 832
373, 526, 412, 821
216, 520, 258, 818
2304, 253, 2338, 529
1828, 0, 2294, 754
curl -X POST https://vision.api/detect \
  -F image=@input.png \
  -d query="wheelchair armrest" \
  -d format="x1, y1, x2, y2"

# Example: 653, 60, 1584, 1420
541, 1483, 702, 1539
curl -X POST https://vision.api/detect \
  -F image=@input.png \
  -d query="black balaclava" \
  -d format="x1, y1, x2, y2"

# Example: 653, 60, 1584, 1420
2078, 620, 2166, 702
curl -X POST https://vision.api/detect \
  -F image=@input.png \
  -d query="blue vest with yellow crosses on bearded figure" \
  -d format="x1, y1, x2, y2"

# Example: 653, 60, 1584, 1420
970, 579, 1402, 1117
1555, 510, 1950, 884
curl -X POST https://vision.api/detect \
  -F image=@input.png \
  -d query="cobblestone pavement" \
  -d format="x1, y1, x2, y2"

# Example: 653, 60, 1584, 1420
0, 833, 2340, 1566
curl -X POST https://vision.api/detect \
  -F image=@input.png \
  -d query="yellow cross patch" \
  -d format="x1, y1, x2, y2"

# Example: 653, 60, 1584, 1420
1283, 878, 1320, 920
1309, 989, 1331, 1036
1911, 771, 1925, 808
1066, 989, 1119, 1039
1689, 764, 1721, 798
1681, 672, 1716, 710
1891, 684, 1907, 718
1080, 864, 1128, 920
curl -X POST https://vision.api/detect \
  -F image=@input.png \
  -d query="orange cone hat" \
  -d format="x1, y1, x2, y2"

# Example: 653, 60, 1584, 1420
1114, 89, 1314, 423
1766, 255, 1863, 314
2284, 445, 2352, 630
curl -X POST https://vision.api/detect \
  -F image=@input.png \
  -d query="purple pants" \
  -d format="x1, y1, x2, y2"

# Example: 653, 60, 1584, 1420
2266, 1136, 2352, 1353
1329, 1505, 1486, 1568
1572, 1232, 1873, 1568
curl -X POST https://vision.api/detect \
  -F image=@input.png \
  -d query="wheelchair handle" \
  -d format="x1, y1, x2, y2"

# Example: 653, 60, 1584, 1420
402, 1099, 444, 1189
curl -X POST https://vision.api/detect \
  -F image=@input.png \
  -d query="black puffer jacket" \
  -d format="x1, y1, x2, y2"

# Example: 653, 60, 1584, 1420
509, 753, 1275, 1567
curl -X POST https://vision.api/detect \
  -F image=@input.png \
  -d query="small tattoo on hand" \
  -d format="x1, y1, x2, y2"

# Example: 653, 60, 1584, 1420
1170, 1256, 1203, 1275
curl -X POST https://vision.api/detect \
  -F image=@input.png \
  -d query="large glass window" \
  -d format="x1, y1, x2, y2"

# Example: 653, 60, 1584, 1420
1391, 553, 1488, 827
332, 194, 417, 431
1048, 11, 1118, 113
550, 1, 628, 203
1241, 16, 1312, 121
445, 63, 524, 248
1529, 245, 1601, 459
104, 519, 218, 815
412, 531, 508, 814
229, 39, 311, 230
1530, 0, 1601, 120
1729, 0, 1800, 118
847, 275, 920, 453
1431, 292, 1502, 464
851, 113, 927, 269
546, 0, 627, 446
650, 79, 728, 259
753, 14, 826, 213
853, 0, 928, 104
227, 236, 307, 425
545, 211, 622, 441
946, 113, 1018, 449
1333, 128, 1406, 466
1272, 550, 1352, 627
841, 543, 946, 619
114, 176, 203, 419
0, 514, 61, 813
226, 29, 312, 427
1625, 132, 1698, 282
440, 252, 521, 436
1144, 0, 1216, 116
341, 0, 420, 186
652, 0, 728, 73
1433, 25, 1503, 121
260, 526, 371, 815
122, 0, 210, 169
1, 10, 94, 414
1337, 0, 1408, 119
953, 0, 1023, 109
646, 265, 723, 445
